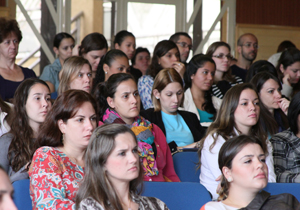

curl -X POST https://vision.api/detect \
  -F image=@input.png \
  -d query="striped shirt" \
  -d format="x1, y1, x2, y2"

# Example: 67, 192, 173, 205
212, 76, 243, 99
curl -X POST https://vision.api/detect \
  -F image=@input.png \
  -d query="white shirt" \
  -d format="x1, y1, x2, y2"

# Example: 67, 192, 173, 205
200, 131, 276, 200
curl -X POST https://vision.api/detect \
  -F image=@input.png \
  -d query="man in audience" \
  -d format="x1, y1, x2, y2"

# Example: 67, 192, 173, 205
170, 32, 192, 64
0, 165, 17, 210
231, 33, 258, 82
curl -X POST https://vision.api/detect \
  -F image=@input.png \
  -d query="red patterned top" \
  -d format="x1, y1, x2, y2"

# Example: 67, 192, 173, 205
29, 147, 84, 210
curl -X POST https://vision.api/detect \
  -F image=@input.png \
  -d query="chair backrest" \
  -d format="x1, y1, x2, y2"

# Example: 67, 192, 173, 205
264, 183, 300, 201
12, 179, 32, 210
172, 151, 200, 182
141, 181, 211, 210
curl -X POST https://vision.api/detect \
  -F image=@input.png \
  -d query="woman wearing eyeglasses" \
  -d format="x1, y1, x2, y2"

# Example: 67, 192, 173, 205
206, 42, 243, 99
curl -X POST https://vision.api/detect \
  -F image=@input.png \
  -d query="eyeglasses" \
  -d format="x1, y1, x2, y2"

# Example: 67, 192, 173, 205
240, 43, 259, 49
176, 42, 193, 50
212, 54, 233, 60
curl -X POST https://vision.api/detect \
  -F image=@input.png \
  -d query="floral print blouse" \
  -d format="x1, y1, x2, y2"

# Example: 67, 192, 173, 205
138, 75, 154, 110
29, 147, 84, 210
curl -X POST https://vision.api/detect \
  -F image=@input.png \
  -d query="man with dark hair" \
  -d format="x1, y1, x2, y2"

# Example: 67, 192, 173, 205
0, 165, 17, 210
170, 32, 192, 63
231, 33, 258, 82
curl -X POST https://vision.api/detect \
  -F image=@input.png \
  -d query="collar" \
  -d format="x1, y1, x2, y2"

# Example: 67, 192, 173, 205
239, 190, 270, 210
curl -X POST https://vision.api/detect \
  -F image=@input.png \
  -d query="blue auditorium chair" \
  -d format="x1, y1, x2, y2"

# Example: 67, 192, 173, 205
12, 179, 32, 210
264, 182, 300, 201
142, 181, 211, 210
172, 151, 200, 182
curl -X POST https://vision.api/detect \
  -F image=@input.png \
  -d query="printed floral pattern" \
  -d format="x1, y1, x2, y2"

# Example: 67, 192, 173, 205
29, 147, 84, 210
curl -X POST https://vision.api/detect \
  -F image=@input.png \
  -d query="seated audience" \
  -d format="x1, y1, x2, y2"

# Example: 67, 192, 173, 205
271, 91, 300, 183
77, 32, 108, 78
40, 32, 75, 92
250, 72, 289, 137
183, 54, 220, 126
138, 40, 185, 109
95, 73, 180, 182
29, 90, 97, 210
0, 78, 51, 183
276, 47, 300, 98
206, 41, 243, 99
132, 47, 151, 76
201, 135, 299, 209
199, 83, 276, 200
140, 68, 205, 152
0, 165, 17, 210
114, 30, 142, 82
93, 49, 129, 90
75, 124, 169, 210
245, 60, 278, 82
0, 18, 36, 102
58, 56, 93, 95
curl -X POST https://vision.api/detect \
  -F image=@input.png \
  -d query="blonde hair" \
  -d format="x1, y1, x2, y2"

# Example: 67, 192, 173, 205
151, 68, 184, 111
58, 56, 92, 95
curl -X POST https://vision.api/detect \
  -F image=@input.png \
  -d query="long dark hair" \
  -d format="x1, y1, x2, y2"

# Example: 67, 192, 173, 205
250, 72, 289, 136
8, 78, 50, 172
75, 124, 143, 210
198, 83, 267, 157
288, 91, 300, 135
218, 135, 267, 201
147, 40, 179, 78
33, 90, 97, 151
185, 54, 216, 116
246, 60, 278, 83
93, 73, 135, 120
276, 47, 300, 82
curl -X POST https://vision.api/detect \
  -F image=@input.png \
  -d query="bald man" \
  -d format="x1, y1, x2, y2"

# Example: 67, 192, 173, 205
231, 33, 258, 82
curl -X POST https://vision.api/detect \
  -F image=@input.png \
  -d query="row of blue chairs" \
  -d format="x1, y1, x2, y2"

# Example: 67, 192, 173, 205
13, 179, 300, 210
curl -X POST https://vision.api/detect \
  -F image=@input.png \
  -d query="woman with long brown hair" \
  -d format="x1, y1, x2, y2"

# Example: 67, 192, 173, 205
0, 78, 51, 182
199, 83, 276, 200
76, 124, 169, 210
29, 90, 97, 210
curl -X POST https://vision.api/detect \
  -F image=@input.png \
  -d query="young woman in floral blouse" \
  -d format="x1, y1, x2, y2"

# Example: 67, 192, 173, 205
29, 90, 97, 210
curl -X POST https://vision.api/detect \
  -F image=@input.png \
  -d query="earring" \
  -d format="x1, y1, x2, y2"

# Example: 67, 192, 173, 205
61, 133, 64, 144
227, 177, 233, 182
156, 97, 159, 99
105, 71, 108, 74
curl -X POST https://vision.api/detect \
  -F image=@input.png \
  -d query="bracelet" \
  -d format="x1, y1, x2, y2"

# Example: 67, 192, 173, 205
196, 141, 201, 148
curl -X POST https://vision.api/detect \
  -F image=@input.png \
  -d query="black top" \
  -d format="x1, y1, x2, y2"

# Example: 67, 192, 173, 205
231, 64, 247, 82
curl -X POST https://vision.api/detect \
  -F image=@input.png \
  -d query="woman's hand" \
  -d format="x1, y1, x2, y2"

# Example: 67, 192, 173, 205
72, 44, 80, 56
282, 74, 291, 86
172, 62, 185, 78
278, 98, 290, 115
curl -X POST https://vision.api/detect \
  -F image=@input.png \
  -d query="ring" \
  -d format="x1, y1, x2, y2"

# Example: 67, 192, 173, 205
178, 63, 181, 66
